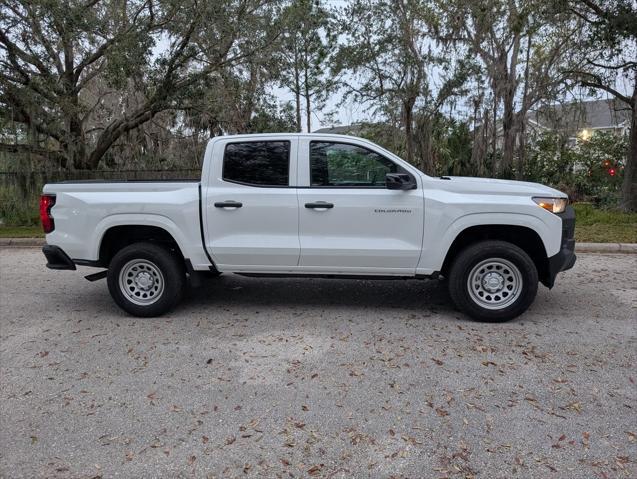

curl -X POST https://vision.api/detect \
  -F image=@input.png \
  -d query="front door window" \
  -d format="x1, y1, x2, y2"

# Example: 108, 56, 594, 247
310, 142, 403, 188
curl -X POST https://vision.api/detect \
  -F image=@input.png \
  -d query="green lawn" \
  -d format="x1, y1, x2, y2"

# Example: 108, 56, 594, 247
573, 203, 637, 243
0, 225, 43, 238
0, 203, 635, 243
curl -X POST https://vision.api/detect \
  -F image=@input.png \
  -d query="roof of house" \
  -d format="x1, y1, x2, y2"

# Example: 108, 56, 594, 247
527, 99, 631, 132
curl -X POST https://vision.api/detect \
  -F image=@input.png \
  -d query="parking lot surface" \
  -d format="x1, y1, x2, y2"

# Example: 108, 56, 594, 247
1, 248, 636, 478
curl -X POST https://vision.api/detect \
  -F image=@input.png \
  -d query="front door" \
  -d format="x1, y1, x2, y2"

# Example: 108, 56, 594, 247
297, 140, 424, 274
203, 138, 300, 269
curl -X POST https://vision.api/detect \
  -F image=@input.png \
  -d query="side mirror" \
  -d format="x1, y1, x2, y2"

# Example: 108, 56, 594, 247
386, 173, 416, 190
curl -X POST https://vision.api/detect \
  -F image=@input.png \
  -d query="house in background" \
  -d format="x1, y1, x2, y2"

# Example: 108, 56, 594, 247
526, 98, 631, 145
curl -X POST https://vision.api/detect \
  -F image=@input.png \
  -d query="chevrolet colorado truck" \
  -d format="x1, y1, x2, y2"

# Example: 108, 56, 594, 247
41, 133, 576, 321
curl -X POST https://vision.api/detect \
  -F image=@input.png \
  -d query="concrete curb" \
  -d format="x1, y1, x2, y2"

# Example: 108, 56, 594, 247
0, 237, 45, 247
0, 237, 635, 253
575, 242, 637, 254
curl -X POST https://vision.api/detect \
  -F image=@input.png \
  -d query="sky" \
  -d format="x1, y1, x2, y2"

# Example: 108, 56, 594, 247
271, 84, 368, 133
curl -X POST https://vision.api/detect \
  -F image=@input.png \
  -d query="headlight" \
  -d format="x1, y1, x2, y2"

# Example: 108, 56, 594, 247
532, 197, 568, 214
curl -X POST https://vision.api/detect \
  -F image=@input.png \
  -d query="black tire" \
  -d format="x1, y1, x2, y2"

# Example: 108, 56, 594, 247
200, 271, 222, 279
448, 240, 538, 322
107, 242, 185, 317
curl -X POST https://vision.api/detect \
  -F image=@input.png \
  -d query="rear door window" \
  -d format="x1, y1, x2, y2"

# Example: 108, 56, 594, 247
223, 141, 290, 186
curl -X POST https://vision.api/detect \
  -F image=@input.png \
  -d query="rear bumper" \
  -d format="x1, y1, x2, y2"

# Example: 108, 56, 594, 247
42, 244, 76, 270
544, 205, 576, 288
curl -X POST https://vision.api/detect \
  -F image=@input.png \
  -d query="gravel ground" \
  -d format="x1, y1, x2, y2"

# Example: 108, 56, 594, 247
1, 248, 636, 479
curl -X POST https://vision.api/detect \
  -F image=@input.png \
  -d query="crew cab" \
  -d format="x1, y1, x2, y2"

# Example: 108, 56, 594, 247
41, 133, 576, 321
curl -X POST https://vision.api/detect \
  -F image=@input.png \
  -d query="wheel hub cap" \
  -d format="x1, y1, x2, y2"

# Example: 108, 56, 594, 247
118, 259, 164, 306
483, 272, 504, 292
134, 272, 154, 290
467, 258, 523, 310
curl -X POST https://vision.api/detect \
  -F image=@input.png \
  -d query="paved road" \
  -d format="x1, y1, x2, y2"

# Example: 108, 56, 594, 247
1, 249, 636, 479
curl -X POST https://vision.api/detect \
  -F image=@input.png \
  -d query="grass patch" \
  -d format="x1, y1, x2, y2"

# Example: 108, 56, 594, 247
0, 226, 44, 238
573, 203, 637, 243
575, 224, 637, 243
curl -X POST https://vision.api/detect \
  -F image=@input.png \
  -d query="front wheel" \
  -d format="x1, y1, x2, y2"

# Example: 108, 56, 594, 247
448, 240, 538, 322
107, 242, 185, 317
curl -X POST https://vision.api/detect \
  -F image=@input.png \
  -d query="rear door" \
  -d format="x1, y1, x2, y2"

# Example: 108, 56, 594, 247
203, 137, 299, 270
297, 139, 425, 274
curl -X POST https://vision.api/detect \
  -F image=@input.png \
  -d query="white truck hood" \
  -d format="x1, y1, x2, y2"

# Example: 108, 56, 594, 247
432, 176, 567, 198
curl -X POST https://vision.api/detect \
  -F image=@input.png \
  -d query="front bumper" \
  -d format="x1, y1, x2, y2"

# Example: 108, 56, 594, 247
544, 205, 576, 288
42, 244, 76, 270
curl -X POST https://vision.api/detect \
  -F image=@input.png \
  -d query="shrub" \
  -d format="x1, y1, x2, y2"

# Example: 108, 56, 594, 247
524, 131, 627, 205
0, 184, 40, 226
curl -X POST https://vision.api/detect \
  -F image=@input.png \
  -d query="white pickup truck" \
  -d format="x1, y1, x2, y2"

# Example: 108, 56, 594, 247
41, 133, 576, 321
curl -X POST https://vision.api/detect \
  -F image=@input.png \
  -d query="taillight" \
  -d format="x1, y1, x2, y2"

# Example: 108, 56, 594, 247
40, 194, 56, 233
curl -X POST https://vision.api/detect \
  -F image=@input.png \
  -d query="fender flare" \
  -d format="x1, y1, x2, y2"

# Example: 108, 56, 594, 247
91, 214, 193, 261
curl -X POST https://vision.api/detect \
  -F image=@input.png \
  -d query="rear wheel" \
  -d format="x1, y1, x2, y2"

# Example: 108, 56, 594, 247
448, 240, 538, 322
107, 242, 185, 317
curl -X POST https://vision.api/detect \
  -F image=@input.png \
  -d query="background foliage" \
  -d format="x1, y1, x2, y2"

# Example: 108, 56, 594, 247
0, 0, 635, 227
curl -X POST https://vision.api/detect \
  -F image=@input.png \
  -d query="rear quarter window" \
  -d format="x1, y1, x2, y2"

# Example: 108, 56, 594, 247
222, 141, 290, 187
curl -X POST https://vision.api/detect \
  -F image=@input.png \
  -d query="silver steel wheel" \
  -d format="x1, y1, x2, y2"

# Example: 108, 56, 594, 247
467, 258, 523, 310
118, 259, 165, 306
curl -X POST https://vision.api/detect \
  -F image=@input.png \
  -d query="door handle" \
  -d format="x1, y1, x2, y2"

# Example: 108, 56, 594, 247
305, 202, 334, 209
214, 201, 243, 208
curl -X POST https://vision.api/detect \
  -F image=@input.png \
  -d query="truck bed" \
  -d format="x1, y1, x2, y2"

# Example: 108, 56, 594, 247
42, 180, 209, 268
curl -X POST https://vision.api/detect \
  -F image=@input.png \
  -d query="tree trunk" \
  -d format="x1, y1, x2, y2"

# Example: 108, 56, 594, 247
87, 108, 156, 169
305, 93, 311, 133
517, 115, 527, 180
620, 90, 637, 212
416, 114, 434, 174
491, 88, 499, 177
470, 96, 481, 175
402, 97, 415, 165
517, 33, 532, 180
61, 36, 90, 170
68, 110, 88, 169
501, 83, 517, 179
304, 64, 311, 133
471, 108, 488, 177
294, 89, 302, 133
480, 108, 490, 176
293, 45, 302, 133
501, 27, 521, 178
303, 43, 312, 133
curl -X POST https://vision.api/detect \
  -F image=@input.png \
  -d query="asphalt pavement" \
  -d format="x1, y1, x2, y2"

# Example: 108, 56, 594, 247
1, 248, 635, 478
